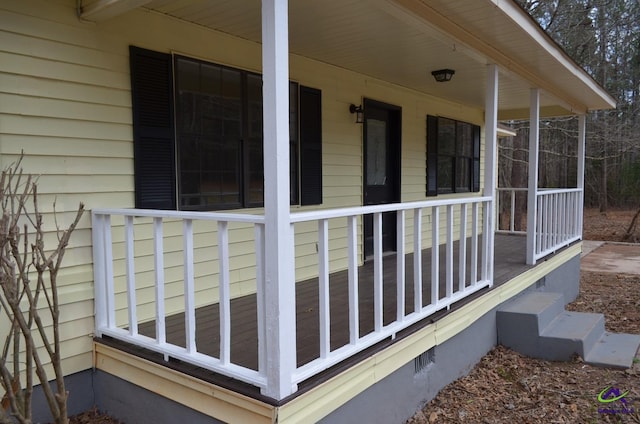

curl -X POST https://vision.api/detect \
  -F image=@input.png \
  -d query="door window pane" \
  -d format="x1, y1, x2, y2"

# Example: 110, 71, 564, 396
366, 119, 387, 186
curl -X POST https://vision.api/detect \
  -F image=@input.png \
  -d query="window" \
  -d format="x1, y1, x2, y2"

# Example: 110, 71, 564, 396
130, 46, 322, 210
426, 115, 480, 196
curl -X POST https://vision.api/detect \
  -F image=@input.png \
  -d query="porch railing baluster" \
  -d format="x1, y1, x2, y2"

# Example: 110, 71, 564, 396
153, 217, 166, 347
347, 215, 359, 344
458, 203, 467, 292
510, 189, 516, 232
373, 212, 383, 332
124, 215, 137, 336
183, 219, 196, 354
396, 210, 406, 321
431, 205, 440, 306
413, 208, 423, 312
104, 215, 115, 329
218, 221, 231, 365
318, 218, 330, 358
445, 205, 454, 300
470, 202, 479, 286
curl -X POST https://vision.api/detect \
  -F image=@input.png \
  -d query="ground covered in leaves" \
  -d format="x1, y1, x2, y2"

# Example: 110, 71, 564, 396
407, 271, 640, 424
407, 209, 640, 424
69, 407, 123, 424
583, 208, 640, 242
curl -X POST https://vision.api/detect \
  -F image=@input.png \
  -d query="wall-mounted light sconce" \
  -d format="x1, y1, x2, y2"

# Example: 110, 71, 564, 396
431, 69, 455, 82
349, 104, 364, 124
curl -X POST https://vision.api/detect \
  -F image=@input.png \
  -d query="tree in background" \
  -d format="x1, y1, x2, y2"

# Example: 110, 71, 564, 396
507, 0, 640, 210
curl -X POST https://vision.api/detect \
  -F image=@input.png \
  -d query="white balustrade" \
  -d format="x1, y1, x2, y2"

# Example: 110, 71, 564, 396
534, 188, 582, 260
288, 196, 492, 384
91, 208, 268, 390
495, 187, 528, 234
93, 196, 494, 396
496, 187, 583, 262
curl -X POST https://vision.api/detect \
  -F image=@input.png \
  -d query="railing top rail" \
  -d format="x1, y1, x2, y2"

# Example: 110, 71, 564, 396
93, 195, 494, 225
91, 208, 266, 224
536, 187, 582, 195
290, 195, 491, 223
496, 187, 528, 192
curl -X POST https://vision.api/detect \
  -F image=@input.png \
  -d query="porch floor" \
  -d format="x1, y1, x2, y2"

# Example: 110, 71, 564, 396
98, 234, 548, 404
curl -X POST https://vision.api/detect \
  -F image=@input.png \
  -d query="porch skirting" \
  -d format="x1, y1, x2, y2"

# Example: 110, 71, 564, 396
91, 244, 581, 424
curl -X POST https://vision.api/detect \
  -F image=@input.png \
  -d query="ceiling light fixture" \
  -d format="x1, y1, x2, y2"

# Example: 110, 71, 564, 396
431, 69, 455, 82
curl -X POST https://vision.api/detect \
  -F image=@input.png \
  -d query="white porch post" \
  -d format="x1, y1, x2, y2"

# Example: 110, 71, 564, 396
261, 0, 297, 399
483, 64, 498, 285
577, 114, 586, 236
526, 88, 540, 265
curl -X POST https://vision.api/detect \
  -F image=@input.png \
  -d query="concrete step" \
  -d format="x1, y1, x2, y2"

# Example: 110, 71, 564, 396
497, 291, 640, 369
497, 291, 565, 334
539, 312, 604, 361
585, 332, 640, 369
497, 292, 565, 356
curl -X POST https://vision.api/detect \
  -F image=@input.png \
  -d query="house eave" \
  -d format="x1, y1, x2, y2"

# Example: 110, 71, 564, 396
127, 0, 615, 117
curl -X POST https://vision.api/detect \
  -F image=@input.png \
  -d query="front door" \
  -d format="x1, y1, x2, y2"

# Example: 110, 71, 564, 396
363, 99, 401, 259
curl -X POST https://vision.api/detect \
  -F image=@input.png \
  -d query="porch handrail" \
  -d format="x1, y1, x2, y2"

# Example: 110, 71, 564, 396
92, 207, 265, 223
290, 195, 492, 222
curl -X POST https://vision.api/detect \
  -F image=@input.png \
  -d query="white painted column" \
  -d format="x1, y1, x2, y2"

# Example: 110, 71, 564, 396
526, 88, 540, 265
483, 64, 498, 285
577, 114, 586, 237
261, 0, 297, 399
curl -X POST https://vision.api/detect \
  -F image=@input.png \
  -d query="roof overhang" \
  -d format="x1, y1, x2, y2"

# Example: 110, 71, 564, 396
82, 0, 616, 118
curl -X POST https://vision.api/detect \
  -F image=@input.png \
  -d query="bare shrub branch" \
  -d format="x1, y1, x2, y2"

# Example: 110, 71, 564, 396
0, 155, 84, 424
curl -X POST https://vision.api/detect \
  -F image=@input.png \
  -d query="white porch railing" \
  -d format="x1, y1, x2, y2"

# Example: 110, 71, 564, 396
496, 187, 583, 262
92, 196, 492, 397
496, 187, 528, 234
91, 209, 268, 390
289, 196, 493, 384
533, 188, 582, 260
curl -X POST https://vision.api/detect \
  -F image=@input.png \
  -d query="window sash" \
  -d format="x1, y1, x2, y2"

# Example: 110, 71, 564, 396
174, 55, 301, 210
130, 46, 322, 211
427, 115, 480, 195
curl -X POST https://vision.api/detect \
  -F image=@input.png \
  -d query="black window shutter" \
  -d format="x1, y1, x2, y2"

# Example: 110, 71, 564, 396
426, 115, 438, 196
299, 86, 322, 206
472, 124, 481, 192
130, 46, 176, 210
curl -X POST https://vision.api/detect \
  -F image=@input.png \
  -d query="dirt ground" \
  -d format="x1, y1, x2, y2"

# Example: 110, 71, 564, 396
583, 208, 640, 242
67, 209, 640, 424
407, 209, 640, 424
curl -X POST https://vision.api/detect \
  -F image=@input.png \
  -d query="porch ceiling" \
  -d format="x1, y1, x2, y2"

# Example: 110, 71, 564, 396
139, 0, 615, 118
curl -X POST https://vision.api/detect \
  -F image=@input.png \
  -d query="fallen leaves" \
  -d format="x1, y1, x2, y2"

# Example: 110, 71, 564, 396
407, 270, 640, 424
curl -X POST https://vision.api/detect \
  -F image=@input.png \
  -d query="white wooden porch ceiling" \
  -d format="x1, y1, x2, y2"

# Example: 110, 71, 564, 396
141, 0, 615, 119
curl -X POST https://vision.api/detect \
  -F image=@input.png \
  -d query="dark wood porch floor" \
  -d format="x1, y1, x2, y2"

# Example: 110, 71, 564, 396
99, 234, 537, 403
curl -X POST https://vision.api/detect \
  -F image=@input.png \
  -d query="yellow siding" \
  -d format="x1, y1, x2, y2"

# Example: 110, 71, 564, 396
0, 0, 490, 373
